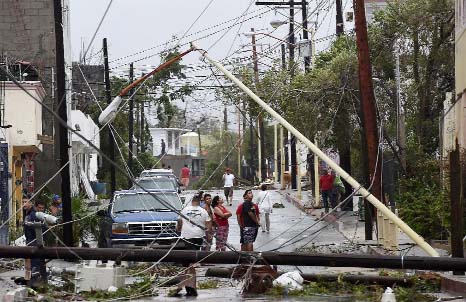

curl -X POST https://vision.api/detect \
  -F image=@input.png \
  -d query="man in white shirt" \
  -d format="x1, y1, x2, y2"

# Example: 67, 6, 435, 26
173, 195, 212, 297
255, 184, 273, 233
223, 168, 235, 206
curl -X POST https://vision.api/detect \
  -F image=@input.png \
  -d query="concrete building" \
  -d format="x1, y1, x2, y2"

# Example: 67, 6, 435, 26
0, 0, 73, 192
70, 110, 99, 198
365, 0, 387, 24
1, 81, 44, 230
454, 0, 466, 148
71, 63, 105, 111
149, 127, 191, 156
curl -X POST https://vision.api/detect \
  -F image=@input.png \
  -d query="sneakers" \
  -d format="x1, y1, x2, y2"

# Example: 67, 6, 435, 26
262, 229, 266, 232
185, 286, 198, 297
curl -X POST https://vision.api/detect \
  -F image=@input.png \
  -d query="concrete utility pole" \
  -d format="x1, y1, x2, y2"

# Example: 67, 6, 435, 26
103, 38, 116, 196
274, 124, 278, 183
224, 105, 229, 167
251, 28, 260, 182
140, 99, 145, 153
53, 0, 73, 246
353, 0, 381, 240
128, 63, 134, 187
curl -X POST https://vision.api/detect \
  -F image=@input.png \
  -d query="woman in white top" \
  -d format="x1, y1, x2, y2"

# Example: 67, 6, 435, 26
255, 184, 273, 232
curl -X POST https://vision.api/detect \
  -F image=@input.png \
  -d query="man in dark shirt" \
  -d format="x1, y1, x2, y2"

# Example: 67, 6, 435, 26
23, 198, 47, 284
236, 190, 260, 251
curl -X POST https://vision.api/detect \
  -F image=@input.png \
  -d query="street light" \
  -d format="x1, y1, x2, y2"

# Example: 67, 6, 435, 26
98, 47, 195, 125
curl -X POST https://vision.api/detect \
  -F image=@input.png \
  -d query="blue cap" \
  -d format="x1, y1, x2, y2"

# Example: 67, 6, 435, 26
52, 195, 61, 202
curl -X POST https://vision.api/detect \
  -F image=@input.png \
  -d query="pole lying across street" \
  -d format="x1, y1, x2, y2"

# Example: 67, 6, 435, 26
0, 246, 462, 270
191, 42, 440, 257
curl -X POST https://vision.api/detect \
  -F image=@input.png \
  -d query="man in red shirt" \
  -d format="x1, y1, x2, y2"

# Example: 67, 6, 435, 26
236, 190, 260, 251
180, 164, 190, 188
319, 169, 335, 213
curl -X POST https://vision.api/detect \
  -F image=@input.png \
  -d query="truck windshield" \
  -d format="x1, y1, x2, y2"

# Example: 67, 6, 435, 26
134, 178, 176, 190
113, 192, 182, 213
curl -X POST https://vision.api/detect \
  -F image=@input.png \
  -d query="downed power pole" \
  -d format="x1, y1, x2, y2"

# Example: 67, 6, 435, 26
0, 246, 463, 271
191, 43, 440, 257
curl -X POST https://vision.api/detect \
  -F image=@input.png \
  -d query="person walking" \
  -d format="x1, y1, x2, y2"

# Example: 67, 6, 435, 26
180, 164, 190, 188
236, 190, 260, 251
223, 168, 235, 206
319, 169, 335, 214
255, 184, 273, 233
202, 194, 216, 251
212, 196, 232, 251
330, 172, 345, 210
173, 195, 212, 297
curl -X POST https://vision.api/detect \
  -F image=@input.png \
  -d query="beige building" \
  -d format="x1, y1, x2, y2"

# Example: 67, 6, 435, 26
456, 0, 466, 146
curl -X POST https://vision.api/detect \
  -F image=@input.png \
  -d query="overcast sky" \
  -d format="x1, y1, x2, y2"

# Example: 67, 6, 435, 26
69, 0, 354, 127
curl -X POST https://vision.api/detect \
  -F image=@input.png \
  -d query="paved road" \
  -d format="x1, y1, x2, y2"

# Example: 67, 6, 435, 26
183, 189, 350, 254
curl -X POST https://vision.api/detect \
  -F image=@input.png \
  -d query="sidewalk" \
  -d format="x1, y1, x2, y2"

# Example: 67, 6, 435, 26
279, 187, 466, 298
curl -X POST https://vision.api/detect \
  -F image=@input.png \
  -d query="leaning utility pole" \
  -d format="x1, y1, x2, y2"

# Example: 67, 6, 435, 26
353, 0, 381, 239
53, 0, 73, 246
128, 63, 134, 187
103, 38, 116, 196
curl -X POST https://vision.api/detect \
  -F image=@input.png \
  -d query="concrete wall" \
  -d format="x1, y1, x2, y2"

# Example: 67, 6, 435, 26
0, 0, 72, 192
3, 82, 44, 149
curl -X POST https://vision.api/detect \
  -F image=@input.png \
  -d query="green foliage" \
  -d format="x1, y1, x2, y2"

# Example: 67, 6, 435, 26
79, 277, 156, 300
267, 275, 438, 301
198, 279, 219, 289
396, 144, 450, 240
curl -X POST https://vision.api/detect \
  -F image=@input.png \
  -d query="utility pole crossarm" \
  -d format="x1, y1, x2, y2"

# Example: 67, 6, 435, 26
192, 42, 440, 257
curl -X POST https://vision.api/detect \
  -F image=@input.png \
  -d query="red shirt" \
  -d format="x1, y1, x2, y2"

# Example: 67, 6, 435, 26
214, 205, 229, 227
236, 202, 259, 226
180, 167, 190, 178
320, 174, 335, 191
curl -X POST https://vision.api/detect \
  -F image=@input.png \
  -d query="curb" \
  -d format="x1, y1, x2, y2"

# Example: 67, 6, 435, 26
440, 274, 466, 297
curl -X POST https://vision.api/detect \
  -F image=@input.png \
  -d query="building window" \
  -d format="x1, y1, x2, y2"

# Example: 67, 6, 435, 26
191, 159, 205, 177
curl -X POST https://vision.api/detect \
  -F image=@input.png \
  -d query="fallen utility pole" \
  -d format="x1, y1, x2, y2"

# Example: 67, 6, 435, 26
192, 42, 439, 257
205, 267, 414, 287
0, 246, 461, 270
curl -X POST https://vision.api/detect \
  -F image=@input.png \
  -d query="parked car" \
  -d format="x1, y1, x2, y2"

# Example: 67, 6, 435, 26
132, 177, 180, 193
98, 189, 183, 248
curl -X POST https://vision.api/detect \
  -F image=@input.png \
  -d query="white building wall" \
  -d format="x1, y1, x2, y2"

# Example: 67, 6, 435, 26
70, 110, 100, 196
3, 82, 44, 149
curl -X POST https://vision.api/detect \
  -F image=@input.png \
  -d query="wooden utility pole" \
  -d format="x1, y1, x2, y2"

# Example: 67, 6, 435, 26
450, 139, 464, 275
336, 0, 344, 35
103, 38, 116, 195
128, 63, 134, 187
353, 0, 381, 239
53, 0, 73, 246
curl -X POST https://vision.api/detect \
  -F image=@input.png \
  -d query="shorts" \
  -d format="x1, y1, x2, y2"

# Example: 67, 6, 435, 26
182, 237, 203, 267
224, 187, 233, 198
184, 237, 203, 251
241, 227, 258, 244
